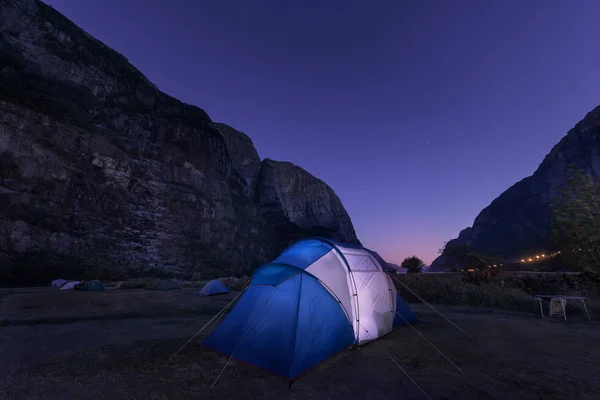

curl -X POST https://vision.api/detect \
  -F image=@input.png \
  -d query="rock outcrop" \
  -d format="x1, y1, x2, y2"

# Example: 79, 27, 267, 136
430, 105, 600, 271
257, 159, 358, 250
0, 0, 358, 284
214, 123, 261, 196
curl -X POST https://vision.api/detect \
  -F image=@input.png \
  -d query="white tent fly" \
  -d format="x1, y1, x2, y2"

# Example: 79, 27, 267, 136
51, 279, 68, 288
295, 240, 400, 344
60, 281, 83, 290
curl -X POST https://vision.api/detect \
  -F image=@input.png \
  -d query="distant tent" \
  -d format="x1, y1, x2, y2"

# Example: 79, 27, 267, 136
79, 280, 105, 291
148, 278, 181, 291
203, 237, 417, 380
60, 281, 83, 290
199, 279, 229, 296
51, 279, 68, 288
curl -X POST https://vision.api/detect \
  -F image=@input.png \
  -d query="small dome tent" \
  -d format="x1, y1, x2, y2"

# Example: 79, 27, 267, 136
51, 279, 68, 288
79, 280, 105, 291
202, 237, 417, 380
199, 279, 229, 296
60, 281, 83, 290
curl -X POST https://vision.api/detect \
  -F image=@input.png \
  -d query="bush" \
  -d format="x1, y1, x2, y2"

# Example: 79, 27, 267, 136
394, 273, 537, 312
393, 272, 600, 313
180, 276, 250, 291
116, 278, 158, 290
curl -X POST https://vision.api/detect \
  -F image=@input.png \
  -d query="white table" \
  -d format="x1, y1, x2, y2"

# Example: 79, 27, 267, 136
534, 295, 590, 321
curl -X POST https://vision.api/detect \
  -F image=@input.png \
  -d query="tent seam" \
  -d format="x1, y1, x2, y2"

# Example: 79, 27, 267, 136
308, 237, 362, 344
288, 272, 303, 380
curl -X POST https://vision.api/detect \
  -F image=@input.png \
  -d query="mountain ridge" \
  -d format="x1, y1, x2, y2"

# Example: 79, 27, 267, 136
0, 0, 358, 284
431, 104, 600, 271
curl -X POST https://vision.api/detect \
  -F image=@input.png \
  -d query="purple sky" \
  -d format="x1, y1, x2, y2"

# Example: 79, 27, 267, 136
45, 0, 600, 265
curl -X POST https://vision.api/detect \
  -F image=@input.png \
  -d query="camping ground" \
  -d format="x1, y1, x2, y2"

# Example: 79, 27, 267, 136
1, 284, 599, 399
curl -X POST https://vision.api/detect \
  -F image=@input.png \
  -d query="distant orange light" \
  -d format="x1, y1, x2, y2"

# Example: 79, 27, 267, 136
528, 258, 533, 262
520, 259, 525, 262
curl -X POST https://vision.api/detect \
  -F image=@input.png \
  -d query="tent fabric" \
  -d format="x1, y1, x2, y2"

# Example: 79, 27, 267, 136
202, 237, 417, 379
51, 279, 68, 288
203, 271, 355, 379
393, 292, 419, 327
199, 279, 229, 296
59, 281, 83, 290
79, 280, 105, 291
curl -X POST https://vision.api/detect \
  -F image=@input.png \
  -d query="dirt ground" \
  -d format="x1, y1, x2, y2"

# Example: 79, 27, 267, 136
0, 287, 598, 400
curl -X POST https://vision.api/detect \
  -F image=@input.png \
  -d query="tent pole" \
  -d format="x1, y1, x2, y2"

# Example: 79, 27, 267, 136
167, 280, 251, 363
390, 274, 476, 341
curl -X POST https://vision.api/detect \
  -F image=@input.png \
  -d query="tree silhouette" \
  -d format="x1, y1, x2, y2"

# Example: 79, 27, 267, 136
551, 165, 600, 272
401, 256, 425, 273
439, 241, 502, 280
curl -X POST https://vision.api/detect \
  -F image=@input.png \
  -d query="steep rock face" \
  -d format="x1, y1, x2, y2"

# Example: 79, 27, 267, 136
257, 159, 358, 249
430, 105, 600, 271
0, 0, 358, 283
214, 123, 261, 196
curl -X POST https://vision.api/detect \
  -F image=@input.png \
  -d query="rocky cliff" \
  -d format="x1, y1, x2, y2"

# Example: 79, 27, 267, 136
430, 104, 600, 271
0, 0, 357, 284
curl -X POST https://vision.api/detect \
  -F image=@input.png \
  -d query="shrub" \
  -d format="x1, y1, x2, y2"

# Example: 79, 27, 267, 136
116, 278, 158, 290
394, 273, 537, 312
393, 272, 600, 313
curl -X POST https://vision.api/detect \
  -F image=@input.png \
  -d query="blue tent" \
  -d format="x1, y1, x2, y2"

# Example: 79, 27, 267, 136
79, 280, 105, 291
202, 237, 417, 380
199, 279, 229, 296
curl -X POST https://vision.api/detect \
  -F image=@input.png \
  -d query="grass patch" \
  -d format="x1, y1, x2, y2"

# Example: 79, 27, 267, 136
177, 276, 250, 291
113, 276, 249, 291
116, 278, 158, 290
395, 274, 537, 312
394, 272, 600, 313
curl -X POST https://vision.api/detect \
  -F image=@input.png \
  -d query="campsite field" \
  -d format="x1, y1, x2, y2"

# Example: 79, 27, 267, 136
1, 287, 599, 400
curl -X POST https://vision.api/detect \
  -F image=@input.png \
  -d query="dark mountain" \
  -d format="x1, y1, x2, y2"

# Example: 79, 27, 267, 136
0, 0, 357, 284
430, 104, 600, 271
